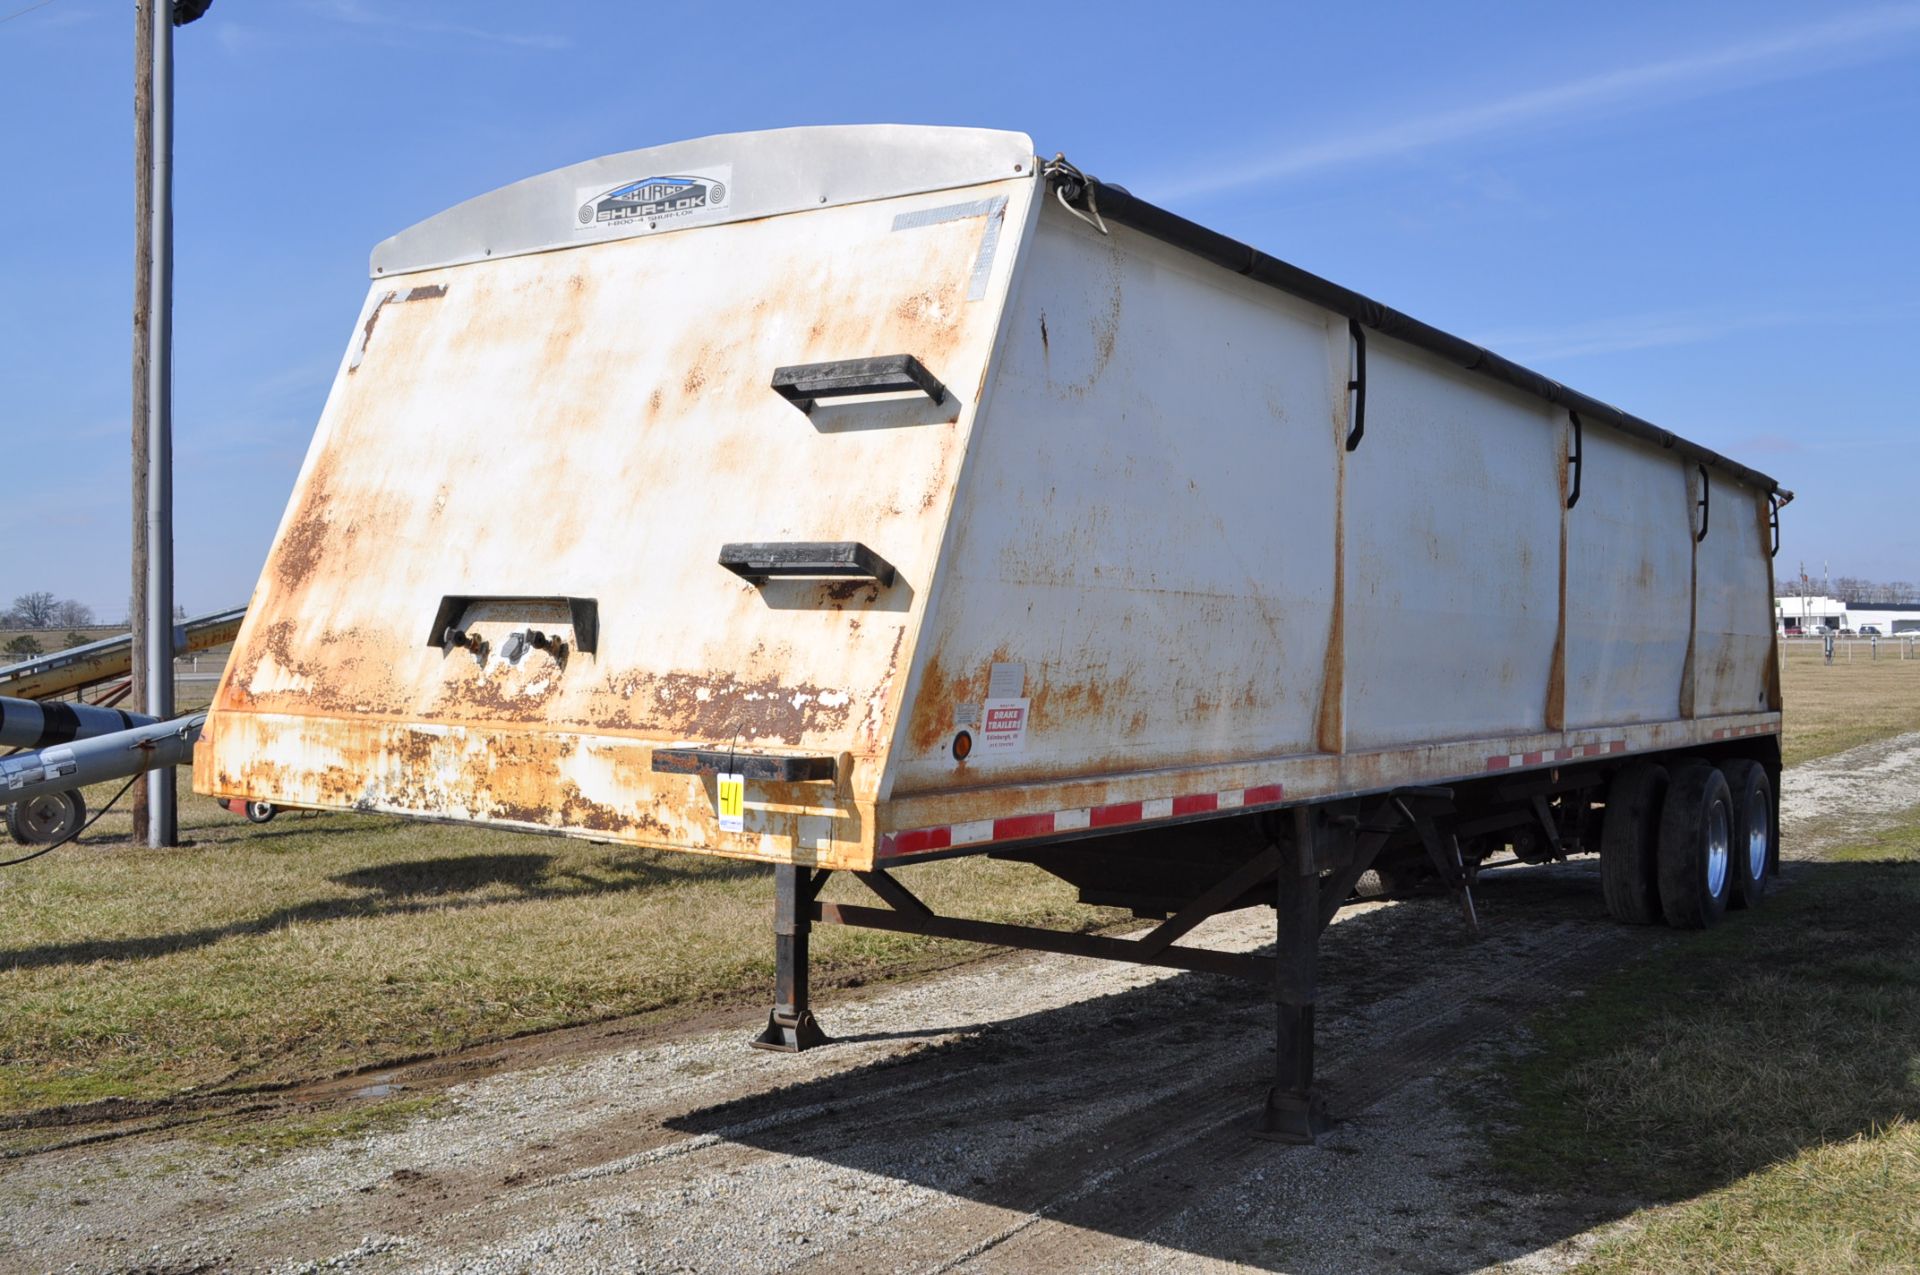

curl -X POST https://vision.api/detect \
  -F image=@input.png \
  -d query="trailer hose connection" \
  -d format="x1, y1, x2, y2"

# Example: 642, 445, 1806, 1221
1043, 154, 1108, 235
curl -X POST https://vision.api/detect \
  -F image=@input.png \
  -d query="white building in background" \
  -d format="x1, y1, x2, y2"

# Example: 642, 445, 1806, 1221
1850, 604, 1920, 635
1775, 595, 1848, 631
1775, 595, 1920, 634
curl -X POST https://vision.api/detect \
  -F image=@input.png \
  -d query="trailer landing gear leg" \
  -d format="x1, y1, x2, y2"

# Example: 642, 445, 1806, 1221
753, 864, 829, 1052
1262, 810, 1329, 1142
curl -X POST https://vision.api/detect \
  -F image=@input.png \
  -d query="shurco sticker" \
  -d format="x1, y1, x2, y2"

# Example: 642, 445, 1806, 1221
979, 697, 1029, 755
577, 166, 731, 229
716, 772, 745, 833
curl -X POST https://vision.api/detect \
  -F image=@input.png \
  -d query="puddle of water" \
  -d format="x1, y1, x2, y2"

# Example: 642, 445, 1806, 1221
352, 1075, 401, 1100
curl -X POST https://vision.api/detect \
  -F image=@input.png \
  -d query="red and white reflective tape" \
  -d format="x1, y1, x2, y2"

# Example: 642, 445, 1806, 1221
879, 782, 1286, 859
1710, 723, 1778, 741
1486, 740, 1627, 771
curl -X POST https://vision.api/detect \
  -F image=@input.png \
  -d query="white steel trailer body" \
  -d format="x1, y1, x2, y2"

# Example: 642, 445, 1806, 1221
195, 127, 1787, 1138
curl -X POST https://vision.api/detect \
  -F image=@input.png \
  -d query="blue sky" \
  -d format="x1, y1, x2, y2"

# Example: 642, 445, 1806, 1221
2, 0, 1916, 617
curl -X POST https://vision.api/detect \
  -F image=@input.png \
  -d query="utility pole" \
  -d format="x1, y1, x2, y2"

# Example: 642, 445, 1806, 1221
139, 0, 211, 848
131, 0, 153, 845
142, 0, 177, 845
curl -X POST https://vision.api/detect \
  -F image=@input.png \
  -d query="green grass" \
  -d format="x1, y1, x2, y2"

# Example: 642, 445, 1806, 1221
1779, 639, 1920, 766
1575, 1123, 1920, 1275
1480, 814, 1920, 1272
0, 769, 1119, 1125
194, 1093, 449, 1157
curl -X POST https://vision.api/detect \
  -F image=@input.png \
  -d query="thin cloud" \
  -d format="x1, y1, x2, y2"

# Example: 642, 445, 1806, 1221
1737, 432, 1803, 456
302, 0, 568, 51
1477, 300, 1918, 363
1155, 5, 1920, 200
1475, 309, 1802, 362
213, 20, 270, 56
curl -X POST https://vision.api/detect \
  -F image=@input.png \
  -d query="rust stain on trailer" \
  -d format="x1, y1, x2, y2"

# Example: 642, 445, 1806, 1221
904, 649, 981, 752
539, 275, 593, 368
1757, 493, 1784, 711
602, 669, 854, 746
203, 175, 1027, 858
855, 627, 908, 753
428, 650, 570, 720
1028, 668, 1121, 729
822, 580, 880, 605
1547, 430, 1569, 731
350, 284, 447, 374
1092, 246, 1123, 376
273, 491, 333, 591
350, 294, 392, 373
1315, 383, 1347, 755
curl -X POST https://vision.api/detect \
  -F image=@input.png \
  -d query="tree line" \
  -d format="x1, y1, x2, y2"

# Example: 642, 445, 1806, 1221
3, 591, 96, 629
1781, 577, 1920, 604
2, 593, 103, 661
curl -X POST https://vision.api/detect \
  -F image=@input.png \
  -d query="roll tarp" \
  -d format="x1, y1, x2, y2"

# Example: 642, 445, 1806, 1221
1068, 176, 1786, 499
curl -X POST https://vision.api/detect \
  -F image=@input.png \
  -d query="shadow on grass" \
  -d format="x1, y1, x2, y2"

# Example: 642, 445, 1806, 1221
1481, 855, 1920, 1205
651, 858, 1916, 1272
0, 847, 768, 972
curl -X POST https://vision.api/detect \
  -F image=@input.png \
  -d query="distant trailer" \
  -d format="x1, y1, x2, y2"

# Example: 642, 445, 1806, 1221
196, 126, 1789, 1140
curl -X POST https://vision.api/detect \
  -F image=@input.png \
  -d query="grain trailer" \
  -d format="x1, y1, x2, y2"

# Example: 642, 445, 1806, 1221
195, 126, 1789, 1140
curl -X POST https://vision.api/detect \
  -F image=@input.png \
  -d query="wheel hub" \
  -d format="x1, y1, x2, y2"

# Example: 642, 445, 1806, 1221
1747, 788, 1769, 882
1706, 800, 1731, 897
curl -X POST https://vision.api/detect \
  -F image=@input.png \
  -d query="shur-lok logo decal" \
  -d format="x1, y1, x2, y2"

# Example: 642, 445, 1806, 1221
577, 165, 731, 229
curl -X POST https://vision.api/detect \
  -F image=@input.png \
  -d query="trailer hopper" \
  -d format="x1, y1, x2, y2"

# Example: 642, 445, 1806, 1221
197, 125, 1788, 1138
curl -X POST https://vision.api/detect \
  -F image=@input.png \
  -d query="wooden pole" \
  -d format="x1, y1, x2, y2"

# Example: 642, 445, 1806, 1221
130, 0, 153, 847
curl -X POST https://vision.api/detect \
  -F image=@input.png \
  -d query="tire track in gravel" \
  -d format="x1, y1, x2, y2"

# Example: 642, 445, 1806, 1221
782, 900, 1648, 1275
348, 871, 1633, 1275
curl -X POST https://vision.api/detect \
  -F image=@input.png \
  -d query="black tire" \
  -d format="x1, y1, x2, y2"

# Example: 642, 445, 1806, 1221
6, 788, 87, 847
1658, 762, 1735, 929
245, 801, 278, 824
1719, 760, 1774, 910
1600, 762, 1666, 924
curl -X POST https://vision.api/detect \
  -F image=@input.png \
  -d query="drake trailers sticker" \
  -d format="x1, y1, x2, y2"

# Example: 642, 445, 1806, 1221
576, 166, 731, 230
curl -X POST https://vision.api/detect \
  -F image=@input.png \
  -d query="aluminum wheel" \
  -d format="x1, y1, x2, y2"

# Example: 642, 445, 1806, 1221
1723, 759, 1774, 910
1705, 798, 1731, 899
1745, 787, 1769, 884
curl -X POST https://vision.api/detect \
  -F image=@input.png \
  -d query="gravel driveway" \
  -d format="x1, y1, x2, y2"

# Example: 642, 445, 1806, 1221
6, 735, 1916, 1275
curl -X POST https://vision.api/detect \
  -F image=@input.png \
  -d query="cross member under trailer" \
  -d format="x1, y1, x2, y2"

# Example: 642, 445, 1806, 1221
751, 794, 1454, 1142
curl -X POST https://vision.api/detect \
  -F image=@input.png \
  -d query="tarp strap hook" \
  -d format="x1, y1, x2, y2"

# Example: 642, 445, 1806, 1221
1345, 319, 1367, 452
1566, 411, 1583, 509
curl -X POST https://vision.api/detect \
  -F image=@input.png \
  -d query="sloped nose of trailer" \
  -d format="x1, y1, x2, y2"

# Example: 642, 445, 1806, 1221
195, 126, 1037, 869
